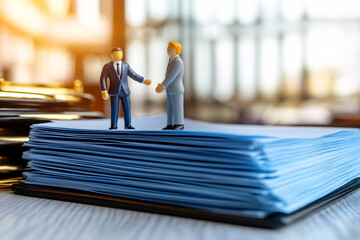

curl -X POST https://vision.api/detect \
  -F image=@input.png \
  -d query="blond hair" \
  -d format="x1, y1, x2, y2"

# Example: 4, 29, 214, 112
168, 41, 182, 55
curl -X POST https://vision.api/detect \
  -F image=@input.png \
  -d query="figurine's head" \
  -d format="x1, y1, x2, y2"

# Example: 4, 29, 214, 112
167, 41, 182, 58
111, 47, 123, 62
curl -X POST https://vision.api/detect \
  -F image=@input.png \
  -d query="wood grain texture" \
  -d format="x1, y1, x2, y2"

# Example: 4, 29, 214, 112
0, 190, 359, 240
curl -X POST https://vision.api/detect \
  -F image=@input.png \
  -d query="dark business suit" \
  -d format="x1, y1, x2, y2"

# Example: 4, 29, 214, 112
100, 61, 144, 128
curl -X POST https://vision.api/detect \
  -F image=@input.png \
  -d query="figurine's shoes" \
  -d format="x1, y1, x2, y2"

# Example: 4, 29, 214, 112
162, 125, 174, 130
173, 124, 184, 130
125, 125, 135, 130
109, 125, 117, 130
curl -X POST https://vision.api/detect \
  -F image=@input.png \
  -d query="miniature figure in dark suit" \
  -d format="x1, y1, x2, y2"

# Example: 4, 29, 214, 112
155, 41, 184, 130
100, 47, 151, 130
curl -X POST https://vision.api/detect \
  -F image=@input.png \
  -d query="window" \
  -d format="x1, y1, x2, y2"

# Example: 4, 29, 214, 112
125, 0, 360, 104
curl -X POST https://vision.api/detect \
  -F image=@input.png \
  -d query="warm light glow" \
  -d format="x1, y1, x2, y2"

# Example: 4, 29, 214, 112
1, 86, 76, 95
54, 94, 82, 102
76, 0, 100, 26
0, 0, 110, 84
0, 177, 23, 184
0, 166, 21, 171
307, 70, 336, 98
19, 114, 81, 120
0, 136, 29, 142
0, 91, 50, 100
0, 79, 83, 94
47, 0, 71, 19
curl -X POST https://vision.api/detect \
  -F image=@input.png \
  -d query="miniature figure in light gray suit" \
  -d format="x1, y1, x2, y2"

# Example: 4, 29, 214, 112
155, 41, 184, 130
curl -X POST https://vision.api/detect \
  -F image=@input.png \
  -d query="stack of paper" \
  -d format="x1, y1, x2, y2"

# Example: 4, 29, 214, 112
22, 115, 360, 218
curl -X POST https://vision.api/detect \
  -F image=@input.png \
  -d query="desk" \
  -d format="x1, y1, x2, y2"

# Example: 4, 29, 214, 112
0, 190, 359, 240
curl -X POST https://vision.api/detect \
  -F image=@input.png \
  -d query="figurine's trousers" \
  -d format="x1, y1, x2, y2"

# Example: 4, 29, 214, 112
166, 94, 184, 125
110, 95, 131, 127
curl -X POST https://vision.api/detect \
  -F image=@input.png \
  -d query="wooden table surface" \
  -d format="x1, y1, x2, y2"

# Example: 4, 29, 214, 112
0, 190, 359, 240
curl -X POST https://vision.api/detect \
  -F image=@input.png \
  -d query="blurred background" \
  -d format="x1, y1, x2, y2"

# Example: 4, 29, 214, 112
1, 0, 360, 126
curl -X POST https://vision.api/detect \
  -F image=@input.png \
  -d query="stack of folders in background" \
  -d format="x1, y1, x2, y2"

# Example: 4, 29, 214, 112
14, 115, 360, 228
0, 79, 103, 190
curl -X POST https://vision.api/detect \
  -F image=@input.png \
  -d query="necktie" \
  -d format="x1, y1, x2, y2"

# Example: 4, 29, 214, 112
116, 63, 120, 77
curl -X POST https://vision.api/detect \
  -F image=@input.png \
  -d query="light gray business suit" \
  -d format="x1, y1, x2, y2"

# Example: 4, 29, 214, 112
162, 55, 184, 125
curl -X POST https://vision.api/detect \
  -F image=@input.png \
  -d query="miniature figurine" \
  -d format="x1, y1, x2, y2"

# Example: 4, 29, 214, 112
100, 47, 151, 130
155, 41, 184, 130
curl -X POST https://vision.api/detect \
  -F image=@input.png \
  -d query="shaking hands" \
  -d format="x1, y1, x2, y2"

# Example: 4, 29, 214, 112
144, 79, 152, 85
102, 79, 163, 100
155, 83, 165, 93
144, 80, 165, 93
144, 78, 166, 93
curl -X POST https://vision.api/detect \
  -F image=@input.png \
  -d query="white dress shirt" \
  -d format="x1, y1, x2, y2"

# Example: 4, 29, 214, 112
113, 60, 122, 77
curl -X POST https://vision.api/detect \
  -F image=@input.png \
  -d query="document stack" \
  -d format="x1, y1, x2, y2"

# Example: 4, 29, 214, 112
14, 115, 360, 228
0, 79, 103, 190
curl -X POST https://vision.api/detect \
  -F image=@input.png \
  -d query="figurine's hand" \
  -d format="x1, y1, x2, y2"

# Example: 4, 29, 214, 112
102, 91, 109, 100
144, 79, 152, 85
155, 83, 165, 93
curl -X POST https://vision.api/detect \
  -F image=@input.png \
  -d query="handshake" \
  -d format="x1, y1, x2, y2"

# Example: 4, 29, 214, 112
102, 79, 165, 100
143, 79, 166, 93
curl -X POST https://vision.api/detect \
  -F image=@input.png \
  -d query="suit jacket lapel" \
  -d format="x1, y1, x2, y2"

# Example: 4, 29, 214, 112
120, 62, 125, 82
166, 61, 170, 77
166, 56, 179, 77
